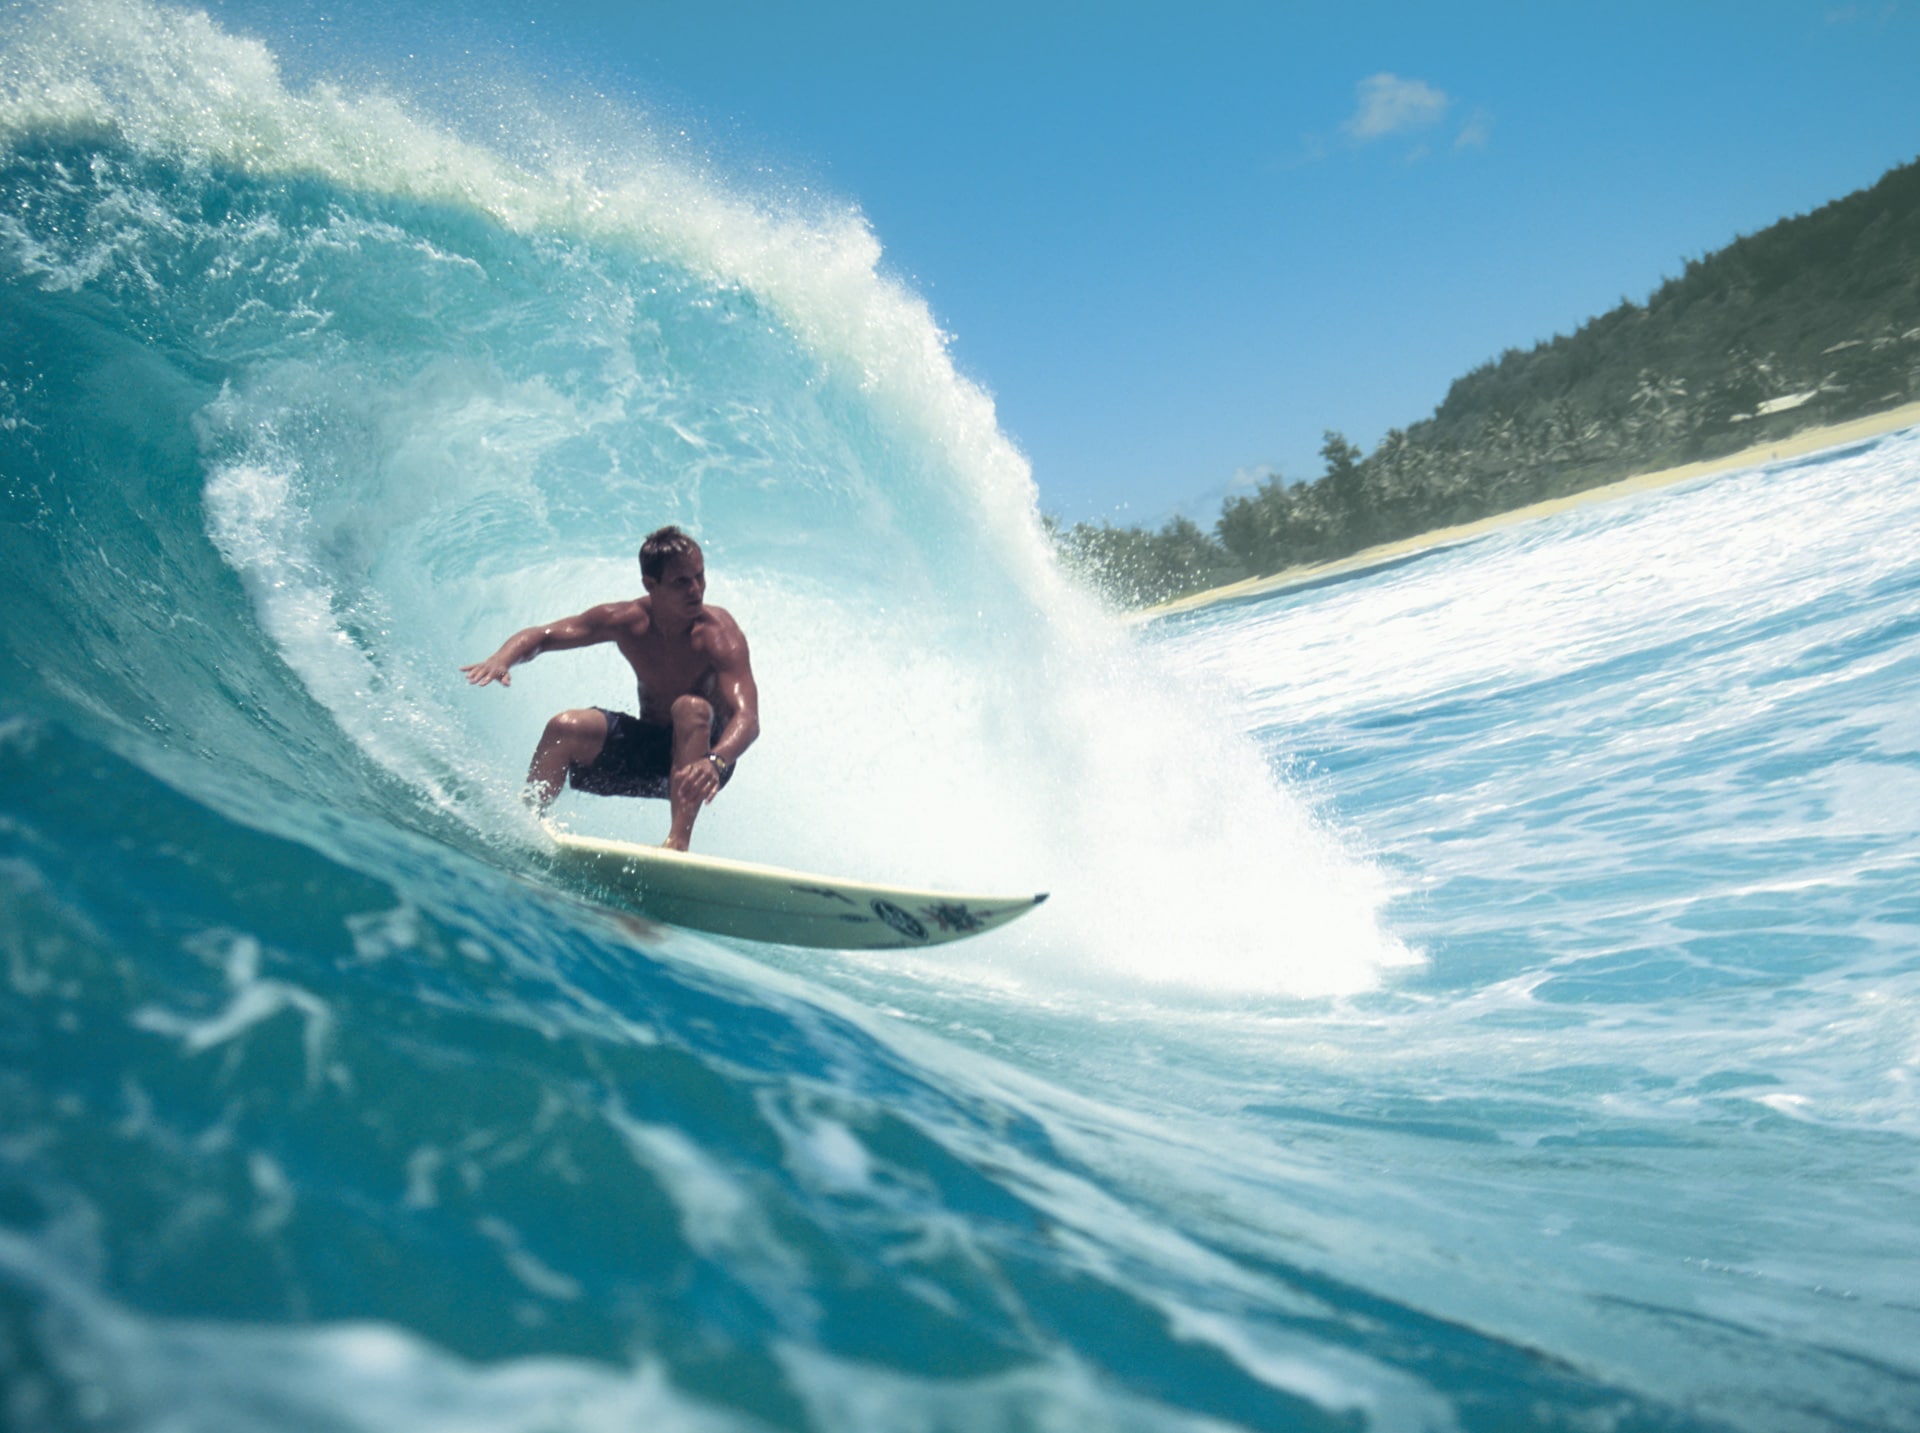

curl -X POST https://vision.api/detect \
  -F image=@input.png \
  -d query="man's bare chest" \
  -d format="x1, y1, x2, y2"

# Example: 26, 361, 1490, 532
615, 630, 715, 704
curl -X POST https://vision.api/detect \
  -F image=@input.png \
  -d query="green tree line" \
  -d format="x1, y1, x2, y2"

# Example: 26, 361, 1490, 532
1052, 155, 1920, 607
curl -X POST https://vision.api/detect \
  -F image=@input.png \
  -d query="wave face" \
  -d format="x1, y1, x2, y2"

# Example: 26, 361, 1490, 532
8, 4, 1917, 1431
0, 0, 1400, 997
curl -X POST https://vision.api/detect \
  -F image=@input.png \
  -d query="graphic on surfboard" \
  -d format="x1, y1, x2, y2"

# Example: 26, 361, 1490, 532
549, 830, 1048, 949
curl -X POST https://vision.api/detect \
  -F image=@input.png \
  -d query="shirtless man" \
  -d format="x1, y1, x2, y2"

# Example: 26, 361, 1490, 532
460, 526, 760, 851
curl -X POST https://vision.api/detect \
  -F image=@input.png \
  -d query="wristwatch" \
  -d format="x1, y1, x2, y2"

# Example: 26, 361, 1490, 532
706, 753, 732, 779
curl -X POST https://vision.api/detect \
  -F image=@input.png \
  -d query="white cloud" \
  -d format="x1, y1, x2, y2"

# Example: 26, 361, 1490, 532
1455, 108, 1494, 150
1825, 3, 1899, 24
1344, 73, 1451, 140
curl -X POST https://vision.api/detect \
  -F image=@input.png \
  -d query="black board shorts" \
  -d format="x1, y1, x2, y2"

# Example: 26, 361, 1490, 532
568, 708, 730, 799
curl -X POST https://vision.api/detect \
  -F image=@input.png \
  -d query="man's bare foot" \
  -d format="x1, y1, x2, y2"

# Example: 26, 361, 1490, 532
660, 836, 690, 852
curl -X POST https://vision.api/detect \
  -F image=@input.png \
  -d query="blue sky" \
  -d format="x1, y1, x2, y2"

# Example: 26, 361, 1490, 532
226, 0, 1920, 523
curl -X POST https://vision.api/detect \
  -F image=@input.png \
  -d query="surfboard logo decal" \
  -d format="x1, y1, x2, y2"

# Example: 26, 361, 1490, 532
871, 899, 928, 942
920, 902, 983, 933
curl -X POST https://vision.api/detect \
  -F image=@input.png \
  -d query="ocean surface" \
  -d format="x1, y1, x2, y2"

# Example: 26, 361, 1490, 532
4, 4, 1919, 1429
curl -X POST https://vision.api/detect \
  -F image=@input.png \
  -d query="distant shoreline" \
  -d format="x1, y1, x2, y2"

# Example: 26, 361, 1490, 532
1138, 400, 1920, 621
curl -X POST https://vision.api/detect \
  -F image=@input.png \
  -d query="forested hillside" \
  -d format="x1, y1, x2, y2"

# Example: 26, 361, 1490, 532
1054, 157, 1920, 607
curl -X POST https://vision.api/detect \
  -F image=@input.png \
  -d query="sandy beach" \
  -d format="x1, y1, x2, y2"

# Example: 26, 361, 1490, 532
1140, 399, 1920, 620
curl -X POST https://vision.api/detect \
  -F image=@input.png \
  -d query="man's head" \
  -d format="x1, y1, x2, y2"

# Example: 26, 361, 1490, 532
639, 525, 701, 581
639, 525, 706, 618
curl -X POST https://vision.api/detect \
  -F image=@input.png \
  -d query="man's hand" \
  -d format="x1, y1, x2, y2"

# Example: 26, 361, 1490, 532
460, 654, 514, 687
671, 757, 722, 809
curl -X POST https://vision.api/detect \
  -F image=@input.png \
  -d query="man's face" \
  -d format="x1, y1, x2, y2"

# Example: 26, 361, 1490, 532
647, 549, 706, 615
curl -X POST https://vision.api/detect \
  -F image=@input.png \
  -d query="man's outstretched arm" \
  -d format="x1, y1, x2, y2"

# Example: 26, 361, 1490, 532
460, 605, 624, 687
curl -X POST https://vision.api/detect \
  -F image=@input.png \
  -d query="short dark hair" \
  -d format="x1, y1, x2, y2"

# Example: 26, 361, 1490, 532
639, 525, 700, 580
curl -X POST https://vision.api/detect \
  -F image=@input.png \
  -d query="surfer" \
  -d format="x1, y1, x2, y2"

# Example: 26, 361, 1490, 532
460, 526, 760, 851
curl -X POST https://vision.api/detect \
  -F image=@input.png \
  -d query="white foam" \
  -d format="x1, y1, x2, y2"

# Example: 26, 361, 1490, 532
130, 930, 335, 1088
0, 1228, 755, 1432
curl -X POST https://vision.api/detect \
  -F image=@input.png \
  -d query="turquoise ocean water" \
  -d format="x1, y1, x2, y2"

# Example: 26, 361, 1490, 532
4, 4, 1918, 1428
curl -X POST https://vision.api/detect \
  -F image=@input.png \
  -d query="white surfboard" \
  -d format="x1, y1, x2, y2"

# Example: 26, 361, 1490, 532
549, 830, 1048, 949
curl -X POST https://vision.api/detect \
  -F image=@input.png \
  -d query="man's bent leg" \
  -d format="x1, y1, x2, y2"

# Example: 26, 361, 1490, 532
664, 694, 715, 850
526, 708, 609, 814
